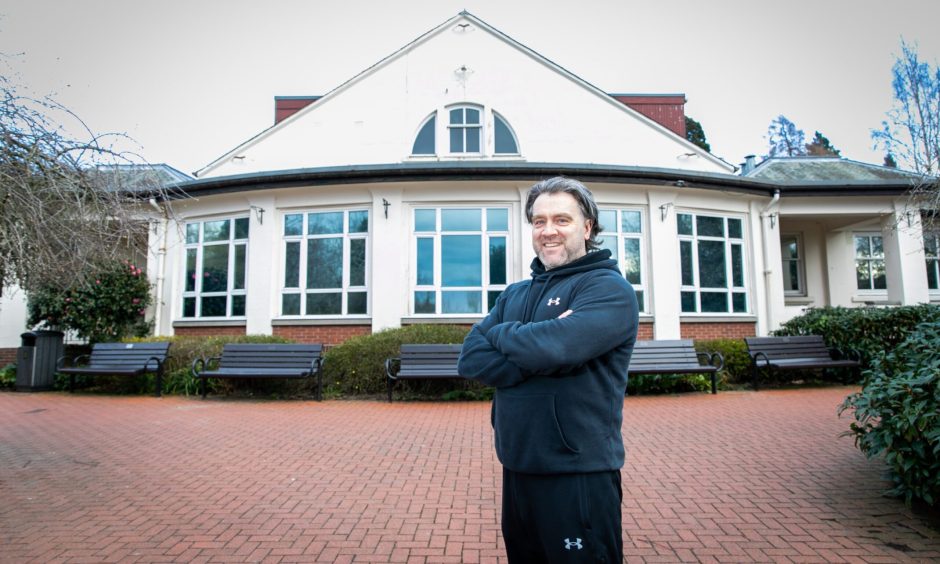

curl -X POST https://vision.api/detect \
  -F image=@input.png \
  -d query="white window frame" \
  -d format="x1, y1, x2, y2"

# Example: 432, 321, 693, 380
598, 207, 647, 313
411, 206, 511, 316
446, 105, 483, 155
182, 216, 249, 319
925, 231, 940, 292
780, 233, 805, 296
854, 232, 887, 292
677, 212, 749, 314
280, 208, 370, 318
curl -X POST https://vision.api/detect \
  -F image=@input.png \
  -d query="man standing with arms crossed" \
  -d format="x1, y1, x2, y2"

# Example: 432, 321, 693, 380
459, 176, 639, 563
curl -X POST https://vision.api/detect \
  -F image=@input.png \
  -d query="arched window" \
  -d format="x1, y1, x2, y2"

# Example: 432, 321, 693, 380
411, 114, 436, 155
493, 113, 518, 154
448, 105, 482, 154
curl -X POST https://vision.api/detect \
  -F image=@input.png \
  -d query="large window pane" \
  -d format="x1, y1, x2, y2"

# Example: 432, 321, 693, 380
466, 128, 480, 152
728, 218, 742, 239
873, 261, 887, 289
732, 293, 747, 313
231, 295, 246, 316
786, 261, 800, 292
306, 293, 342, 315
442, 209, 481, 231
442, 290, 481, 314
449, 128, 463, 153
681, 291, 696, 312
350, 239, 366, 286
442, 235, 482, 286
308, 212, 343, 235
599, 235, 618, 261
494, 115, 517, 154
855, 236, 870, 257
677, 213, 693, 235
183, 297, 196, 317
202, 245, 229, 292
698, 241, 727, 288
203, 220, 229, 242
489, 237, 506, 285
599, 210, 617, 233
307, 238, 343, 288
856, 261, 871, 289
417, 238, 434, 285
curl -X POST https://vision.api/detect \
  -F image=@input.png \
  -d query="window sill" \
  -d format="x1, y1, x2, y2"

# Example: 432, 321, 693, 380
784, 296, 815, 306
851, 295, 898, 306
272, 318, 372, 326
174, 319, 247, 327
402, 316, 482, 325
679, 315, 757, 323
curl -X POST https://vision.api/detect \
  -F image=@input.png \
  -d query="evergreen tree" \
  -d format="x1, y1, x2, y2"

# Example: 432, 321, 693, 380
685, 116, 711, 152
805, 131, 841, 157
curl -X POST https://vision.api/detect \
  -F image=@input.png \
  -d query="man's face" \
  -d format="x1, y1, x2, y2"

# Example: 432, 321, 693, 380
530, 191, 592, 270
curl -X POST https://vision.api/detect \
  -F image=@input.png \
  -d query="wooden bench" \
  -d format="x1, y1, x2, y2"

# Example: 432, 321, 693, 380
57, 342, 171, 397
385, 344, 462, 402
627, 339, 723, 395
744, 335, 860, 390
191, 343, 324, 400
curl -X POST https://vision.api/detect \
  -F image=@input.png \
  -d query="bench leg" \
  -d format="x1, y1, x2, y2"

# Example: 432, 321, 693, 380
751, 362, 760, 391
154, 371, 163, 398
316, 372, 322, 402
200, 377, 207, 399
387, 378, 394, 403
710, 373, 717, 395
69, 374, 75, 393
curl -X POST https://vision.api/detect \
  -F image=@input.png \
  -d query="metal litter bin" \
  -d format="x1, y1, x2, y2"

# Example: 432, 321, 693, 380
15, 330, 63, 391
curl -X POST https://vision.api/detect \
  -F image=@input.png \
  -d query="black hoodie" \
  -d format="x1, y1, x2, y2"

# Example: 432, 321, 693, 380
458, 249, 639, 474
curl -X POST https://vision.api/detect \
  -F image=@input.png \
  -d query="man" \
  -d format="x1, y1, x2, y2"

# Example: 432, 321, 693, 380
458, 176, 639, 563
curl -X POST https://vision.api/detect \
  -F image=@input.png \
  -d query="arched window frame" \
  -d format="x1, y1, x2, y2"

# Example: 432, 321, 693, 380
493, 111, 520, 155
408, 104, 522, 158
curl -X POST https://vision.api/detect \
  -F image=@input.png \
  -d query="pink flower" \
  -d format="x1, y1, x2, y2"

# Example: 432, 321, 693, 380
132, 298, 140, 304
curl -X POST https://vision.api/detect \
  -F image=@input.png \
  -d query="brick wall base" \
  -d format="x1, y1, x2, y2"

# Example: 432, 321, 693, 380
273, 325, 372, 347
637, 323, 654, 341
0, 347, 16, 367
680, 322, 756, 340
174, 326, 247, 338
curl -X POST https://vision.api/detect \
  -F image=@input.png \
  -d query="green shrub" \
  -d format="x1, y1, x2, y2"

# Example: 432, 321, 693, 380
0, 363, 15, 389
63, 334, 295, 396
775, 304, 940, 368
627, 373, 713, 395
840, 321, 940, 507
323, 324, 472, 398
695, 338, 751, 386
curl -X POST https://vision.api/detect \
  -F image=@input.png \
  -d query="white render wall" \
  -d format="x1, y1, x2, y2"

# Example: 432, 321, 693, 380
0, 286, 29, 349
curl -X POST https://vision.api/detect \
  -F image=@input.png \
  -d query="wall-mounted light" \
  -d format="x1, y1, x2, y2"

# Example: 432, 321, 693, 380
249, 205, 265, 225
674, 179, 686, 188
659, 202, 674, 222
383, 198, 390, 219
768, 212, 778, 229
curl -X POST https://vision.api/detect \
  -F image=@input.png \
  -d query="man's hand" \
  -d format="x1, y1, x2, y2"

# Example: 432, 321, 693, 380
558, 309, 573, 319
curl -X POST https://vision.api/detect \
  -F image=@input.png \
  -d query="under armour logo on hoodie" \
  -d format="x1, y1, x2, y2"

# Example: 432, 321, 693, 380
564, 538, 583, 550
547, 297, 561, 306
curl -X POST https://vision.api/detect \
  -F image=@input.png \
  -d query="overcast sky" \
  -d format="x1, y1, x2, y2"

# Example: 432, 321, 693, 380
2, 0, 938, 175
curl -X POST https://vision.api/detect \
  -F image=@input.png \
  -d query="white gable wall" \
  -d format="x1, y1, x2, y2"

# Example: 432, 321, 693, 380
201, 17, 727, 179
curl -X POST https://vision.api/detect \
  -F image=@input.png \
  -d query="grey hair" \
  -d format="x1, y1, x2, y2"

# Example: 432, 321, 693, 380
524, 176, 602, 251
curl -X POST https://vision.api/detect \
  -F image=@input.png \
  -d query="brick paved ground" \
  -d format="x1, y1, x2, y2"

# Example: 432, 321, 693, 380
1, 388, 938, 563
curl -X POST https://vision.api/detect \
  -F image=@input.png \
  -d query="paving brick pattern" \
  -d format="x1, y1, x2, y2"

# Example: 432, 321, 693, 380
1, 388, 938, 563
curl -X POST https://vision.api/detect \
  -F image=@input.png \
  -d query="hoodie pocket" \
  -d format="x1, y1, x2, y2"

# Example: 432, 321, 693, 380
495, 393, 580, 471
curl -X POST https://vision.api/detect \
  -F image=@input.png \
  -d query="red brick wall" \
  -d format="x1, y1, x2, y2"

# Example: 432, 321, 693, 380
637, 323, 654, 341
174, 326, 247, 337
680, 322, 756, 340
0, 348, 16, 366
273, 325, 372, 347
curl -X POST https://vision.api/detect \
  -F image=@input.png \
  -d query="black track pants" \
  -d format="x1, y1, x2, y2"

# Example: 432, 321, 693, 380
501, 467, 623, 563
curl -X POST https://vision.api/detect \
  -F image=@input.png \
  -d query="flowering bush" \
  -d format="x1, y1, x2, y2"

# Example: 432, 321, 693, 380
28, 260, 153, 343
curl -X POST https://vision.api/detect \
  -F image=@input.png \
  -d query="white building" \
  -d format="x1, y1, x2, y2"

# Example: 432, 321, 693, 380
2, 12, 936, 361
